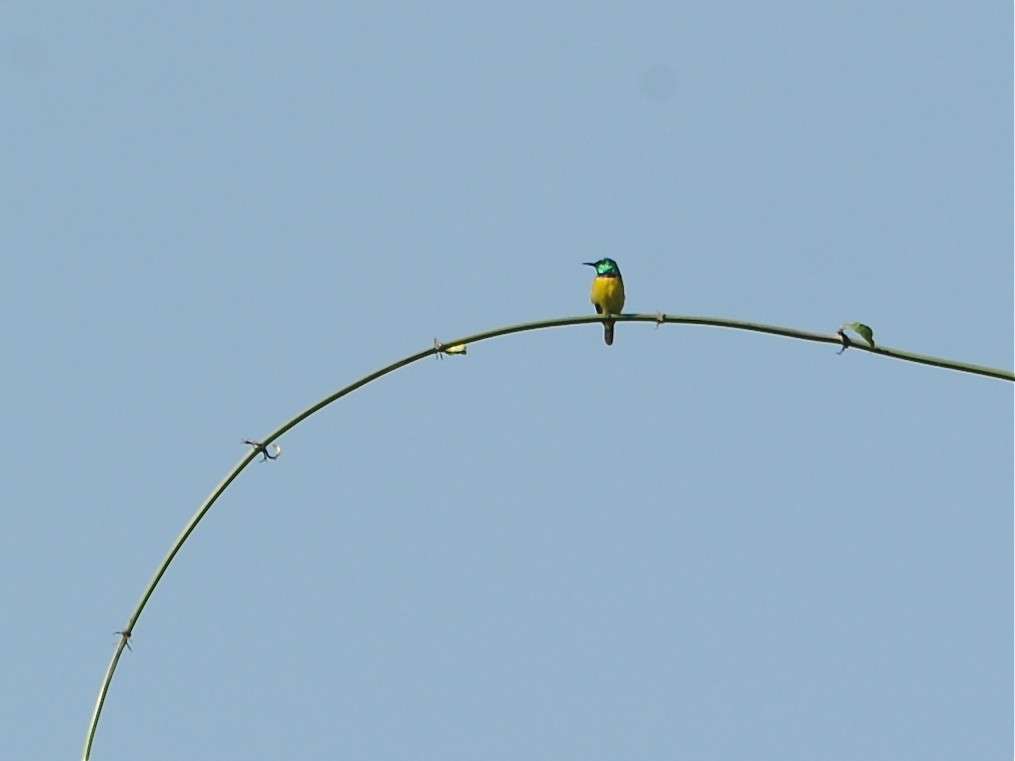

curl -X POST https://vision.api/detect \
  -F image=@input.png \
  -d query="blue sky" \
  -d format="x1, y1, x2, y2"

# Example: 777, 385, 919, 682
3, 3, 1012, 759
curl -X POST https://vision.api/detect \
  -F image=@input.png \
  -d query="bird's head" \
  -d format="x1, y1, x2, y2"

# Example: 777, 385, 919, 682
582, 258, 621, 277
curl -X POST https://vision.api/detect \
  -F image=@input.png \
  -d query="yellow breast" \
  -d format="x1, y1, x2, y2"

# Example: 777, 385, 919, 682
590, 275, 625, 315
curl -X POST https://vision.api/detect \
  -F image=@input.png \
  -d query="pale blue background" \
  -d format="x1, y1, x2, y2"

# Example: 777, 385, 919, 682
3, 3, 1012, 759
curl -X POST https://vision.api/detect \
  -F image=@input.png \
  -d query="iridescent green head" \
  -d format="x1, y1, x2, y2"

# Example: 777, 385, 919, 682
583, 258, 622, 277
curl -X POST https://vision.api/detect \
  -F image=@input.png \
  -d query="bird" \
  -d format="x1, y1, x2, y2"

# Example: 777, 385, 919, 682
583, 258, 625, 346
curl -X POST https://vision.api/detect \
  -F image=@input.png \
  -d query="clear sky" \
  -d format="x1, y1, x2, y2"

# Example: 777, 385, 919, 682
3, 3, 1012, 759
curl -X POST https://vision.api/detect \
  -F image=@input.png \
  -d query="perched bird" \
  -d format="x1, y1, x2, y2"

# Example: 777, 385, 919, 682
583, 258, 626, 346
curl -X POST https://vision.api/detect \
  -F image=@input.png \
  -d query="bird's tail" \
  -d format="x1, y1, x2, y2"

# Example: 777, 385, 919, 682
603, 318, 615, 346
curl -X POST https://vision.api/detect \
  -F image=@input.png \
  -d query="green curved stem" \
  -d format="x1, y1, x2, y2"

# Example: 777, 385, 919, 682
82, 313, 1013, 759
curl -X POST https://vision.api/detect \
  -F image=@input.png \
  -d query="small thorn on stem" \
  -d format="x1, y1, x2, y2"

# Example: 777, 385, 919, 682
243, 439, 281, 461
114, 630, 133, 651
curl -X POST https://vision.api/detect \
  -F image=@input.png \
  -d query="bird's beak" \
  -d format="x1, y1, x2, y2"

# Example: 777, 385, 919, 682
582, 262, 596, 267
